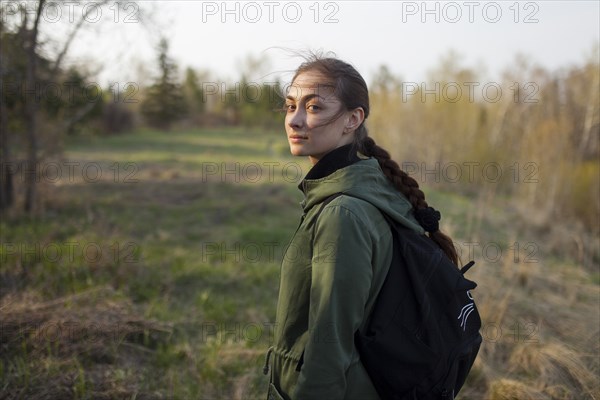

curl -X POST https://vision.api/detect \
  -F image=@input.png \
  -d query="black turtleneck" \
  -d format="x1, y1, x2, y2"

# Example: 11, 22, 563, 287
298, 144, 361, 191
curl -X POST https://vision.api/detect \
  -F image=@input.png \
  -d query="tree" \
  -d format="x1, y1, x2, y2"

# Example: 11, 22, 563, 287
141, 37, 187, 130
0, 0, 146, 214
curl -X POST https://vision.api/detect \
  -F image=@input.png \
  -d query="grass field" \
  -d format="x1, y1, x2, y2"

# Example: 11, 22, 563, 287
1, 128, 598, 399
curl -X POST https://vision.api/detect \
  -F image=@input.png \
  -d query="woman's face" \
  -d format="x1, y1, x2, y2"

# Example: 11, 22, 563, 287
285, 70, 359, 165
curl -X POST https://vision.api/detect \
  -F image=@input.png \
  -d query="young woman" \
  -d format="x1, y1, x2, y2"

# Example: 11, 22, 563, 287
263, 55, 458, 400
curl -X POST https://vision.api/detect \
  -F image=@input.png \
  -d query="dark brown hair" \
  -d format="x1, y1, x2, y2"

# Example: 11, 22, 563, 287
291, 53, 459, 266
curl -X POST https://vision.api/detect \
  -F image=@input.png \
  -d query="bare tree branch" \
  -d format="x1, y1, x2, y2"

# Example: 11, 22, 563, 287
50, 0, 112, 79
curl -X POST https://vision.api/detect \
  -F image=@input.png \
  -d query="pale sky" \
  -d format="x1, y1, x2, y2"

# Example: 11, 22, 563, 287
55, 1, 600, 86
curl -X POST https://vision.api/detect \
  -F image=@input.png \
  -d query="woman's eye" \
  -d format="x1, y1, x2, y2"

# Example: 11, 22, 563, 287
307, 104, 320, 111
285, 104, 296, 112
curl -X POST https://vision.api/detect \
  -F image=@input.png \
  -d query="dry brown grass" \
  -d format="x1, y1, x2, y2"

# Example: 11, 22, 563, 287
0, 286, 172, 399
487, 378, 550, 400
507, 342, 598, 399
467, 224, 600, 400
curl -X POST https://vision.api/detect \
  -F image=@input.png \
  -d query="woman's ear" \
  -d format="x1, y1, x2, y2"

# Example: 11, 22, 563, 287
345, 107, 365, 133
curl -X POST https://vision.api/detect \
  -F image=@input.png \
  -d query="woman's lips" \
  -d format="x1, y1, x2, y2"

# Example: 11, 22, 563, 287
289, 136, 307, 143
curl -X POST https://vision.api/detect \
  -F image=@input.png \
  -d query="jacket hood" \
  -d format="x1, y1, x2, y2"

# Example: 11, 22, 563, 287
299, 157, 425, 234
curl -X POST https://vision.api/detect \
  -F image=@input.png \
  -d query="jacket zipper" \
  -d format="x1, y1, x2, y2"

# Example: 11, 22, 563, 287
283, 213, 306, 254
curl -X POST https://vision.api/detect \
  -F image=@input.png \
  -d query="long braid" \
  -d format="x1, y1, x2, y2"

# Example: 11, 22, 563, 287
358, 135, 459, 266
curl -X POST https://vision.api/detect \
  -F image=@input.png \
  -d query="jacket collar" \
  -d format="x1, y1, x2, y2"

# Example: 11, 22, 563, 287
298, 144, 361, 193
294, 146, 426, 234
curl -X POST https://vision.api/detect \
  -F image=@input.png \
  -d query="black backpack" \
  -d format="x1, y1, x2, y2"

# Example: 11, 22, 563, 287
316, 193, 482, 400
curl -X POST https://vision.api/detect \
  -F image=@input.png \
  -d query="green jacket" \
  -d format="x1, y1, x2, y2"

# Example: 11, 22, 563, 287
265, 153, 424, 400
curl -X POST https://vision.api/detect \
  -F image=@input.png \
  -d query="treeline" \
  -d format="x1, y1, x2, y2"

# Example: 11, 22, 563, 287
136, 37, 283, 131
1, 33, 283, 138
367, 51, 599, 234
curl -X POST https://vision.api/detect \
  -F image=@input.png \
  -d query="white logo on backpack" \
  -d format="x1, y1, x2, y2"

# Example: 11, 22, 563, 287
458, 291, 475, 331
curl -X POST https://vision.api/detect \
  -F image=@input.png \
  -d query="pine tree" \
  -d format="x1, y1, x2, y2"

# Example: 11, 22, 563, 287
141, 38, 187, 130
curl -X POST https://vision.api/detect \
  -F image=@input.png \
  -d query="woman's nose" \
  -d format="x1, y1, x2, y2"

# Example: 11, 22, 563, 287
288, 109, 305, 129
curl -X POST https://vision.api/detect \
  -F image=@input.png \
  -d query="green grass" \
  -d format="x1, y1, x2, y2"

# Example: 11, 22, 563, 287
1, 127, 598, 399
